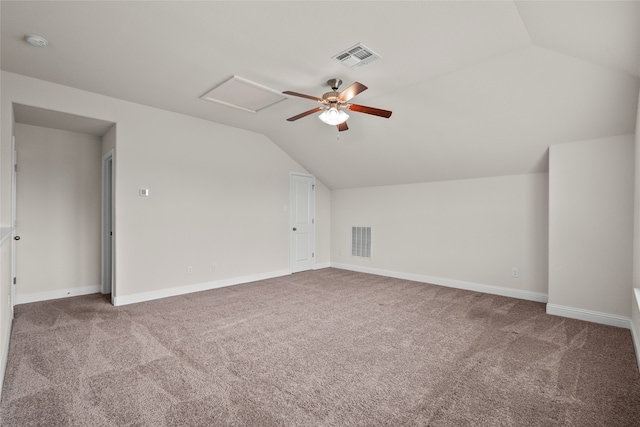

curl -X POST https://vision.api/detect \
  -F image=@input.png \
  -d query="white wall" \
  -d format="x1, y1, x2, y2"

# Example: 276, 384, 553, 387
548, 134, 634, 323
0, 71, 331, 306
314, 181, 331, 267
331, 173, 549, 299
14, 124, 102, 300
102, 124, 116, 156
632, 90, 640, 369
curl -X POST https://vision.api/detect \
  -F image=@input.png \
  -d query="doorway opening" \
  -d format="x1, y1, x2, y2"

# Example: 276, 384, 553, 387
102, 150, 114, 301
11, 103, 116, 306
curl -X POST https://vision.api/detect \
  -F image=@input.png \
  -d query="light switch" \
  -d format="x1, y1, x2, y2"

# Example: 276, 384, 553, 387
139, 188, 149, 197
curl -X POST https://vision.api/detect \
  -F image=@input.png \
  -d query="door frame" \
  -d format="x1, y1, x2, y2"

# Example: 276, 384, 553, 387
101, 150, 114, 300
10, 136, 17, 314
289, 172, 316, 273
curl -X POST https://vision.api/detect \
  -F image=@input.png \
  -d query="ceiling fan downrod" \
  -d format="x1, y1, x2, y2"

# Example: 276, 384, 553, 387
327, 78, 342, 91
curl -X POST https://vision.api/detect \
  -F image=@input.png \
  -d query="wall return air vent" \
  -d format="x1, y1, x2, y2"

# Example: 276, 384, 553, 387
352, 226, 372, 258
332, 43, 381, 69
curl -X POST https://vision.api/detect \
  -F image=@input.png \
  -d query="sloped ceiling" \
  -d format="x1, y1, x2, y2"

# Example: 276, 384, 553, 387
1, 1, 638, 189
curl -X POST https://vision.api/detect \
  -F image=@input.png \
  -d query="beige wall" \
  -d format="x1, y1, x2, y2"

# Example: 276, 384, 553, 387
14, 124, 102, 297
1, 71, 330, 305
331, 173, 549, 297
314, 181, 331, 266
549, 134, 634, 318
102, 124, 116, 156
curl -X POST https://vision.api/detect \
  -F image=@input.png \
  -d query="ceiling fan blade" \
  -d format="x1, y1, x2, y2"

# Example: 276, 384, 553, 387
283, 91, 324, 103
348, 104, 392, 118
286, 107, 324, 122
337, 82, 368, 102
337, 121, 349, 132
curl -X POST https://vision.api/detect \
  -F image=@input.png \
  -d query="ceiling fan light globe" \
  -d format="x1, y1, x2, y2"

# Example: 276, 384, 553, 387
319, 107, 349, 126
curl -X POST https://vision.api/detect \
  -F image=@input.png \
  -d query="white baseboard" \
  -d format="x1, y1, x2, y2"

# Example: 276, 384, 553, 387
546, 303, 631, 329
15, 284, 102, 305
314, 262, 331, 270
113, 269, 291, 306
330, 263, 548, 303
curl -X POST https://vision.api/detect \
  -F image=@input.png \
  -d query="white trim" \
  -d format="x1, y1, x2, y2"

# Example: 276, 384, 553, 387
11, 136, 17, 314
0, 310, 11, 398
331, 263, 548, 303
546, 303, 631, 329
101, 150, 114, 296
629, 288, 640, 373
631, 318, 640, 374
314, 262, 331, 270
15, 285, 102, 305
113, 269, 290, 306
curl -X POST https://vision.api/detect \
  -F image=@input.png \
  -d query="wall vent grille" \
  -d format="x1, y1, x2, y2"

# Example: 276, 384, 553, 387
332, 43, 381, 69
351, 226, 372, 258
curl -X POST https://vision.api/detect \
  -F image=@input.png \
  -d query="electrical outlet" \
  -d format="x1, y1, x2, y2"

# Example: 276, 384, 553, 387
212, 263, 217, 271
187, 266, 193, 274
511, 267, 519, 278
340, 249, 344, 256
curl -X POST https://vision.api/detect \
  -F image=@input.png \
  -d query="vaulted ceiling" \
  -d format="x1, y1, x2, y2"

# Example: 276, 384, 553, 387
2, 1, 639, 189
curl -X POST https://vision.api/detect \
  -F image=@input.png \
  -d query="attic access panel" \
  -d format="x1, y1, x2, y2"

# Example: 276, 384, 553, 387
201, 76, 286, 113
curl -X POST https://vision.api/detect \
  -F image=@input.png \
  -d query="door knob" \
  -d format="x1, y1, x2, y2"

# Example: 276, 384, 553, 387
14, 236, 20, 241
292, 228, 297, 231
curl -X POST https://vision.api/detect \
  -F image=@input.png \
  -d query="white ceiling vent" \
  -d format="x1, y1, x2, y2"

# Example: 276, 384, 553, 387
200, 76, 286, 113
332, 43, 381, 69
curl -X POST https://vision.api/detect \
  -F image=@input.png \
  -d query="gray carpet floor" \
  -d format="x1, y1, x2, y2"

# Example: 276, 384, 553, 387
1, 268, 640, 426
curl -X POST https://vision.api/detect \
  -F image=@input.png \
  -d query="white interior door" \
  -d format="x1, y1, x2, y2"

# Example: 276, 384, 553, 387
290, 173, 315, 273
11, 137, 17, 313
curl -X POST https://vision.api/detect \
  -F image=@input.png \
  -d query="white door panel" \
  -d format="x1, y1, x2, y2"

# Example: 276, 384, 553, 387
290, 174, 315, 273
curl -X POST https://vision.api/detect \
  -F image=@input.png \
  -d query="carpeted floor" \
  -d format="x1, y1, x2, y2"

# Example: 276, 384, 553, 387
1, 268, 640, 426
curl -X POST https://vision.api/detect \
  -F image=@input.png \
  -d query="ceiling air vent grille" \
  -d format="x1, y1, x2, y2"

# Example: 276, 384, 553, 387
352, 226, 372, 258
332, 43, 381, 69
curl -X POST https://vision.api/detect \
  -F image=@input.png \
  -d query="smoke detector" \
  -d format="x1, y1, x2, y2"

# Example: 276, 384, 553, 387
25, 34, 48, 48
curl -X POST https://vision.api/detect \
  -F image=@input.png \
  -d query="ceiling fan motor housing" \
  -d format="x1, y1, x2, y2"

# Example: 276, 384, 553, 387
322, 79, 344, 104
322, 92, 341, 104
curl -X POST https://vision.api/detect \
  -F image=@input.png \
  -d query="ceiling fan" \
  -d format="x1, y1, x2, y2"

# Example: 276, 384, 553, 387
283, 79, 392, 132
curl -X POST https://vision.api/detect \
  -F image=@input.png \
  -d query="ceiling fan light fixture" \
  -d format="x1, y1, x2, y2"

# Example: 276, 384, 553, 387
318, 107, 349, 126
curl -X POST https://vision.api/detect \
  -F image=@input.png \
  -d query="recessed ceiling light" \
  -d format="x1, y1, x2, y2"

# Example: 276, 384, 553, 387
25, 34, 48, 48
